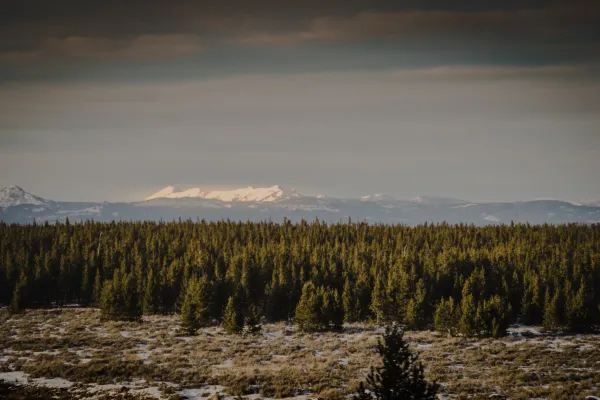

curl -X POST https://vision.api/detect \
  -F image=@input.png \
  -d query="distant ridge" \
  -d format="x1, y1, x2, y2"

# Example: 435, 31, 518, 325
1, 185, 599, 225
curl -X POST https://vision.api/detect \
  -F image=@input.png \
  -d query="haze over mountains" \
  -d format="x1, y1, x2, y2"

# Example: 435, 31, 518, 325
2, 184, 599, 225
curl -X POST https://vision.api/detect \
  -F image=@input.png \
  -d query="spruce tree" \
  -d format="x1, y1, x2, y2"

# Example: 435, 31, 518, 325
543, 288, 563, 331
180, 277, 210, 335
343, 278, 358, 322
223, 295, 243, 334
566, 279, 592, 332
143, 268, 160, 314
405, 280, 427, 329
122, 272, 142, 320
92, 271, 102, 306
480, 295, 511, 338
434, 297, 459, 336
244, 304, 262, 335
9, 275, 27, 314
370, 275, 388, 324
355, 324, 438, 400
295, 281, 322, 332
99, 278, 118, 320
323, 288, 344, 330
99, 269, 142, 321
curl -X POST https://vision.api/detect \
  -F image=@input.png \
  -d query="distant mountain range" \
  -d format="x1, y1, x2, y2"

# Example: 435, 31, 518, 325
1, 184, 599, 225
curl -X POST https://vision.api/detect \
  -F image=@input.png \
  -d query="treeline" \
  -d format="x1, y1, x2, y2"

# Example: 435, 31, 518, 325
1, 221, 599, 336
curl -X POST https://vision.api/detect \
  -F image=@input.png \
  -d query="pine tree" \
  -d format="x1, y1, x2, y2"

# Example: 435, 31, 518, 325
434, 297, 459, 336
99, 278, 118, 320
566, 279, 592, 332
370, 274, 388, 324
343, 277, 358, 322
355, 324, 438, 400
143, 268, 160, 314
323, 288, 344, 330
480, 295, 511, 338
9, 275, 27, 314
223, 295, 243, 334
405, 280, 427, 329
521, 273, 542, 324
122, 272, 142, 320
244, 304, 262, 335
459, 293, 479, 336
295, 281, 323, 332
99, 270, 141, 321
92, 271, 102, 306
543, 288, 563, 331
180, 276, 211, 335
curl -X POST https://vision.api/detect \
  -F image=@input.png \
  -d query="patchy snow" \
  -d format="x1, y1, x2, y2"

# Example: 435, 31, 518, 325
32, 377, 74, 388
178, 385, 227, 399
507, 325, 543, 337
578, 343, 596, 352
145, 185, 300, 203
0, 371, 29, 385
0, 371, 73, 389
416, 343, 433, 350
85, 380, 165, 399
136, 385, 164, 398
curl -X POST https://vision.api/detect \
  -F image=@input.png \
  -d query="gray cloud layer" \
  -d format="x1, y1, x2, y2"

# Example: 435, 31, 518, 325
1, 1, 599, 202
1, 66, 598, 202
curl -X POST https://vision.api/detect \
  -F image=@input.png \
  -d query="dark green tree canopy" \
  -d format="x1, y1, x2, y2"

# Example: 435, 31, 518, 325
356, 324, 438, 400
1, 221, 598, 335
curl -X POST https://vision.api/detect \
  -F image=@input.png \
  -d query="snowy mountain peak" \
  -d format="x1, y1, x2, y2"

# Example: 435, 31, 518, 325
145, 185, 300, 203
0, 185, 47, 208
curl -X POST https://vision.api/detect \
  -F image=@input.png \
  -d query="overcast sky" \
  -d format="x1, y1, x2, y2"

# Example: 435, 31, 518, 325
1, 0, 599, 202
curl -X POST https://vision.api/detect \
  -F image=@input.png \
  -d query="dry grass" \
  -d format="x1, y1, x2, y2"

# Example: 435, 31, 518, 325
0, 308, 599, 399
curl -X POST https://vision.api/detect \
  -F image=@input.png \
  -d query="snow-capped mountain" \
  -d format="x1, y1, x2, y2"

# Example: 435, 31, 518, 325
146, 185, 299, 202
1, 185, 600, 225
0, 185, 48, 208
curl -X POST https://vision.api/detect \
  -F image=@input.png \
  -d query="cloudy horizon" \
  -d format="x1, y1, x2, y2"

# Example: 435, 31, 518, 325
1, 0, 599, 203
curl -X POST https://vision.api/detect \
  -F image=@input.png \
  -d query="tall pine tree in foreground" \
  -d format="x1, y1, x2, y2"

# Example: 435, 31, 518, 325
356, 324, 438, 400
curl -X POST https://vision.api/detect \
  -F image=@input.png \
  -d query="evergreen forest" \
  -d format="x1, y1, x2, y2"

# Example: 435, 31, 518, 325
1, 220, 599, 337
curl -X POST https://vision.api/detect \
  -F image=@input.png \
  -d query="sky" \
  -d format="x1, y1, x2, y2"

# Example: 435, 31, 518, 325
1, 0, 599, 202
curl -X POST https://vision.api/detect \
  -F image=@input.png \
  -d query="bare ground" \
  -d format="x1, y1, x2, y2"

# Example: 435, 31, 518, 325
0, 308, 599, 399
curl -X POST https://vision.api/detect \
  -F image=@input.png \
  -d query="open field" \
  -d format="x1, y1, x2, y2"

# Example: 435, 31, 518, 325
0, 308, 599, 400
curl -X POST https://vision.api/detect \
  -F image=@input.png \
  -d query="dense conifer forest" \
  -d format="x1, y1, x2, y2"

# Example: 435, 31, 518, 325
1, 221, 599, 337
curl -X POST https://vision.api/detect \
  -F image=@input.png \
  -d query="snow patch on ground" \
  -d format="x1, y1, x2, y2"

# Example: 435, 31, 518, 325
33, 377, 74, 389
507, 324, 543, 336
179, 385, 226, 399
0, 371, 29, 385
0, 371, 74, 389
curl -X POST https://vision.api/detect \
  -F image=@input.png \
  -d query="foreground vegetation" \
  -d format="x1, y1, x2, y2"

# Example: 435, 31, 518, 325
2, 222, 599, 337
1, 308, 599, 399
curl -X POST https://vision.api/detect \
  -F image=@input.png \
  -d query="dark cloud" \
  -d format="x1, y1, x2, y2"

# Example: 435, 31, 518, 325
0, 0, 598, 82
